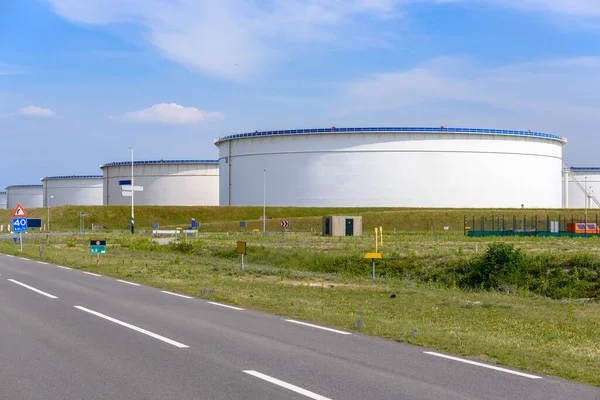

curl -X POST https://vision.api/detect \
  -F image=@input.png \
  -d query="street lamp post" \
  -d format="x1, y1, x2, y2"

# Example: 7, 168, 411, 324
585, 177, 588, 226
263, 168, 267, 233
47, 195, 54, 231
129, 146, 135, 235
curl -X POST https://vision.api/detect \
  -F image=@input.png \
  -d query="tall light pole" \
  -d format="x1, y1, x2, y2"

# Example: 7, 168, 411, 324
585, 176, 588, 226
47, 195, 54, 231
263, 168, 267, 233
129, 146, 135, 235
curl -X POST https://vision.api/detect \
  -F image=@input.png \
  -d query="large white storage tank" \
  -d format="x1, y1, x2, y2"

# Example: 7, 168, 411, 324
100, 160, 219, 206
565, 167, 600, 209
0, 191, 7, 209
41, 175, 104, 206
5, 185, 44, 209
215, 127, 566, 208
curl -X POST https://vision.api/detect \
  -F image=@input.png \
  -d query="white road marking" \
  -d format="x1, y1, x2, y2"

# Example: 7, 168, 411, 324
117, 279, 140, 287
19, 257, 28, 261
161, 290, 193, 299
37, 261, 48, 265
243, 370, 332, 400
73, 306, 189, 348
285, 319, 352, 335
82, 271, 101, 277
208, 301, 244, 311
6, 255, 14, 258
55, 265, 71, 270
424, 352, 542, 379
8, 279, 58, 299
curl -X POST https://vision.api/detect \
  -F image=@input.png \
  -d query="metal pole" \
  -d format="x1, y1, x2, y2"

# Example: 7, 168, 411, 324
19, 232, 23, 252
47, 195, 53, 231
241, 253, 244, 272
262, 168, 266, 234
130, 146, 135, 235
372, 258, 375, 280
585, 177, 588, 227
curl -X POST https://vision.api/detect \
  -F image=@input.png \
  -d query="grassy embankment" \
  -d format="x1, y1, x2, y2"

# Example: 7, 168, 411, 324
0, 205, 596, 233
1, 231, 598, 386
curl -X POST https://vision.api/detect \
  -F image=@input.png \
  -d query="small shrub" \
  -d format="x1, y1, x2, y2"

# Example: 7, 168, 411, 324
460, 242, 524, 290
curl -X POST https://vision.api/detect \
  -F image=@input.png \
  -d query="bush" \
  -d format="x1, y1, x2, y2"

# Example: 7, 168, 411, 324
460, 243, 525, 290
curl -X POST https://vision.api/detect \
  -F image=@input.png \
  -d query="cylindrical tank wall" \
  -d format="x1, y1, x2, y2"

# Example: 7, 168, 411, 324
0, 192, 7, 209
6, 186, 44, 209
102, 162, 219, 206
42, 177, 104, 206
217, 132, 564, 208
567, 170, 600, 209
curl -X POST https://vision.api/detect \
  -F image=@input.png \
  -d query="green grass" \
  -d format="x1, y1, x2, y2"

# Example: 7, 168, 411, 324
2, 232, 599, 386
1, 205, 598, 233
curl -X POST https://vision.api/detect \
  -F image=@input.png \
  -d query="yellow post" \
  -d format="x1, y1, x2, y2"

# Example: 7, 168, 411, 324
374, 227, 378, 253
379, 227, 383, 247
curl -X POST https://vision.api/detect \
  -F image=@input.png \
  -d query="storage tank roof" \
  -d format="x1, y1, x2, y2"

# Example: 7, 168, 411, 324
570, 167, 600, 172
41, 175, 103, 181
214, 127, 566, 145
100, 159, 218, 168
5, 184, 44, 189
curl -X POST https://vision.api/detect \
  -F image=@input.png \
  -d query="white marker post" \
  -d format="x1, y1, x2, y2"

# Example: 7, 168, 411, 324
237, 241, 247, 272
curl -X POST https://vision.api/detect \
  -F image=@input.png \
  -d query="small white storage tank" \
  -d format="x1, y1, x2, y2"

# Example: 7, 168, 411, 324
0, 191, 7, 209
565, 167, 600, 209
100, 159, 219, 206
41, 175, 104, 206
215, 127, 566, 208
5, 185, 44, 209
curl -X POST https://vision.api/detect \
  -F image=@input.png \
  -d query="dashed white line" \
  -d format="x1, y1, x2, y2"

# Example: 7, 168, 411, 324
424, 352, 542, 379
117, 279, 140, 287
19, 257, 28, 261
82, 271, 101, 277
8, 279, 58, 299
243, 370, 332, 400
73, 306, 189, 348
6, 255, 14, 258
285, 319, 352, 335
37, 261, 48, 265
161, 290, 193, 299
55, 265, 71, 270
208, 301, 244, 311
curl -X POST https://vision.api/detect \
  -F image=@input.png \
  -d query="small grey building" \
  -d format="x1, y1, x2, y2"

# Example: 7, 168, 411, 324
322, 216, 362, 237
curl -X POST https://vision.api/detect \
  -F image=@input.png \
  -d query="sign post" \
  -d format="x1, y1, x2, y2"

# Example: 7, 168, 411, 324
364, 253, 382, 280
90, 240, 106, 265
12, 204, 28, 252
236, 241, 247, 271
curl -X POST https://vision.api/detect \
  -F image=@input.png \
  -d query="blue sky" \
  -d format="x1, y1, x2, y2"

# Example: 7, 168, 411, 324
1, 0, 599, 187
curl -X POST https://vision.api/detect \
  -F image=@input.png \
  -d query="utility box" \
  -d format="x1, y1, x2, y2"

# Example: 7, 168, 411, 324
322, 216, 362, 237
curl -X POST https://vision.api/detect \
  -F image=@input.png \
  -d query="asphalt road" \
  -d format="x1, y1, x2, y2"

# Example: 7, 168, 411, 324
0, 254, 597, 400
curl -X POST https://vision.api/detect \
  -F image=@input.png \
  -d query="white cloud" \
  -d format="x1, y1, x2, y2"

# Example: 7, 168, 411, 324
339, 56, 600, 138
17, 106, 58, 118
46, 0, 407, 81
112, 103, 224, 124
0, 64, 27, 76
483, 0, 600, 17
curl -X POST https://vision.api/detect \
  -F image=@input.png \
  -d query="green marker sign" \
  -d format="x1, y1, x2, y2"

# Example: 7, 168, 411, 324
90, 240, 106, 254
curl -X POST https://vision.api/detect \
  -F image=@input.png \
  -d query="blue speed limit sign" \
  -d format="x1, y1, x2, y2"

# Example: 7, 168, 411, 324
12, 217, 28, 233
